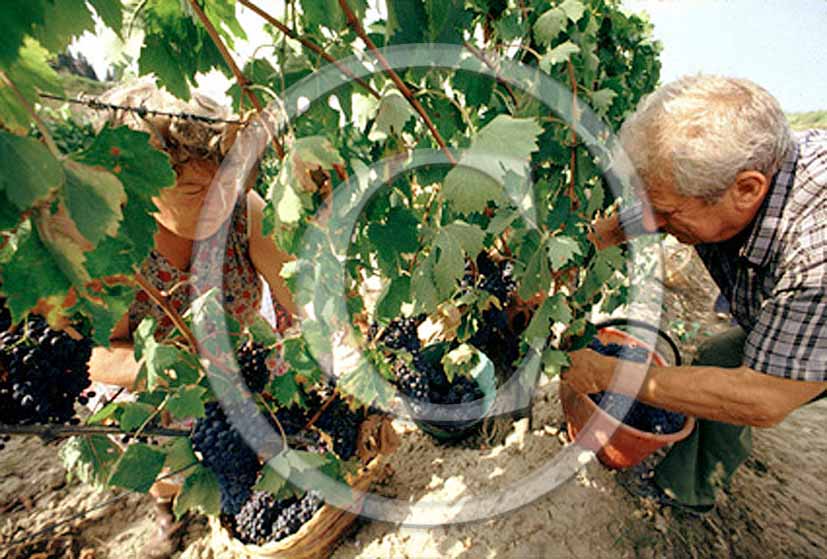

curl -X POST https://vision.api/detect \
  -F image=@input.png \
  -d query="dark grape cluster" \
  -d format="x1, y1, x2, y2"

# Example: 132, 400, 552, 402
237, 341, 270, 393
0, 314, 92, 426
393, 346, 485, 434
233, 490, 323, 545
587, 339, 686, 435
191, 402, 262, 515
0, 298, 11, 333
314, 399, 364, 461
234, 491, 288, 545
378, 316, 422, 353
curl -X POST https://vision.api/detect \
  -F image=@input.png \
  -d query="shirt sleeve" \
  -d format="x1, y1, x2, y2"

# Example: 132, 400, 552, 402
743, 218, 827, 381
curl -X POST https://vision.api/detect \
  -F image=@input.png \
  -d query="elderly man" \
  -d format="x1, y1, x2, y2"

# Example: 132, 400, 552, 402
565, 74, 827, 512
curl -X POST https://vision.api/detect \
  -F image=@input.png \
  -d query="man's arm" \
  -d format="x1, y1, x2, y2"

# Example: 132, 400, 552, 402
565, 349, 827, 427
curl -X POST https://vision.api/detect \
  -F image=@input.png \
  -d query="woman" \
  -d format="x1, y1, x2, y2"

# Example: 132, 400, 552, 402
87, 78, 296, 557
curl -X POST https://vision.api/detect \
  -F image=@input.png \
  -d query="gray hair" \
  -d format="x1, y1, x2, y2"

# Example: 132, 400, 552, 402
619, 74, 793, 201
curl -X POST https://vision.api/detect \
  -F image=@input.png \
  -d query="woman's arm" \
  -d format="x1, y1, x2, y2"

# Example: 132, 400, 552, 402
88, 312, 144, 390
247, 190, 299, 317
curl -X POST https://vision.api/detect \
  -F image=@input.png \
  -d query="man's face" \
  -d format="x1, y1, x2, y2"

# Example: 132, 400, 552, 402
639, 180, 735, 245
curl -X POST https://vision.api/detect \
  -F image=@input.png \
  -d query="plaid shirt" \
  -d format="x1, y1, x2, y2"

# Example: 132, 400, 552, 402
620, 129, 827, 381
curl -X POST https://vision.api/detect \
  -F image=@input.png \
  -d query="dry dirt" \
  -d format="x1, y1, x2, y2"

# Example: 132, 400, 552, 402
2, 246, 826, 559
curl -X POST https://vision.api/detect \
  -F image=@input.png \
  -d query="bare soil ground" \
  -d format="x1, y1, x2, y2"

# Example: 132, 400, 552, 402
2, 246, 825, 559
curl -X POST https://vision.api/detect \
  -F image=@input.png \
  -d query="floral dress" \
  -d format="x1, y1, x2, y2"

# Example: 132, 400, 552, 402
89, 197, 292, 416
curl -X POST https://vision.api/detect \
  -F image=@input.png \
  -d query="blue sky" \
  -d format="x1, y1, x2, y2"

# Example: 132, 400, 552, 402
625, 0, 827, 112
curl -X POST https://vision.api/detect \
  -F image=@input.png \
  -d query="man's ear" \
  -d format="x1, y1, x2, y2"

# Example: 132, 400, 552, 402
730, 171, 769, 213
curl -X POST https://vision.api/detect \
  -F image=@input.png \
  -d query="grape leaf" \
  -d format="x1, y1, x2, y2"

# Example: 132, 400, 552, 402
79, 125, 174, 276
1, 223, 72, 322
0, 130, 63, 210
560, 0, 586, 23
386, 0, 427, 45
524, 293, 572, 345
433, 229, 465, 298
444, 115, 542, 214
541, 348, 570, 377
442, 221, 485, 256
256, 459, 288, 495
269, 369, 302, 407
88, 0, 124, 35
591, 88, 617, 116
424, 0, 472, 44
0, 38, 63, 134
60, 434, 121, 489
108, 443, 166, 493
174, 466, 221, 519
367, 207, 419, 270
166, 385, 207, 420
375, 275, 411, 322
0, 0, 46, 67
337, 357, 395, 409
62, 160, 126, 246
545, 235, 581, 270
534, 7, 567, 46
300, 0, 366, 32
540, 41, 581, 72
411, 252, 439, 314
119, 402, 155, 432
30, 0, 95, 54
518, 241, 551, 301
71, 283, 136, 347
370, 90, 415, 141
163, 437, 197, 472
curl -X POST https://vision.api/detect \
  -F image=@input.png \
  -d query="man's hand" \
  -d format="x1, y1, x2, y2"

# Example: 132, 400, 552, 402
561, 348, 614, 394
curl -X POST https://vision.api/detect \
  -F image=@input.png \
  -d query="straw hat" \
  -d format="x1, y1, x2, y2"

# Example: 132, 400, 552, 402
96, 77, 244, 240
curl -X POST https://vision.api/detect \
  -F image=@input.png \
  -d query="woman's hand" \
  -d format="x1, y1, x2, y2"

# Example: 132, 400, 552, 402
561, 348, 614, 394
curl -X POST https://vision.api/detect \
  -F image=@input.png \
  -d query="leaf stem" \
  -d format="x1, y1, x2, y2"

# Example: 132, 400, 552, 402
239, 0, 381, 99
336, 0, 457, 165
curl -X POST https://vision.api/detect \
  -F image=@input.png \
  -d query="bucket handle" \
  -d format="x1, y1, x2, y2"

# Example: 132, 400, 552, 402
593, 318, 683, 367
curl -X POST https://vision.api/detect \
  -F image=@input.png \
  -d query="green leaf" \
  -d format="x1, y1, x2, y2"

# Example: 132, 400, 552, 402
62, 160, 126, 246
541, 348, 570, 377
411, 252, 439, 314
291, 136, 344, 170
493, 10, 527, 41
442, 221, 485, 256
370, 90, 415, 141
60, 435, 121, 488
433, 229, 465, 298
441, 343, 479, 383
79, 125, 173, 276
1, 224, 71, 322
0, 130, 63, 211
71, 283, 136, 347
119, 402, 155, 432
375, 275, 411, 322
452, 70, 494, 107
424, 0, 472, 44
0, 1, 46, 67
249, 315, 280, 347
269, 370, 302, 407
545, 236, 581, 271
386, 0, 427, 45
443, 166, 505, 215
518, 241, 551, 301
0, 38, 63, 134
88, 0, 124, 35
256, 459, 288, 495
144, 342, 184, 390
524, 293, 572, 345
540, 41, 581, 72
534, 8, 567, 46
591, 88, 618, 116
86, 402, 120, 425
337, 357, 395, 409
166, 385, 207, 420
174, 466, 221, 519
300, 0, 366, 32
164, 437, 197, 472
108, 443, 166, 493
560, 0, 586, 23
30, 0, 95, 53
368, 207, 419, 270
